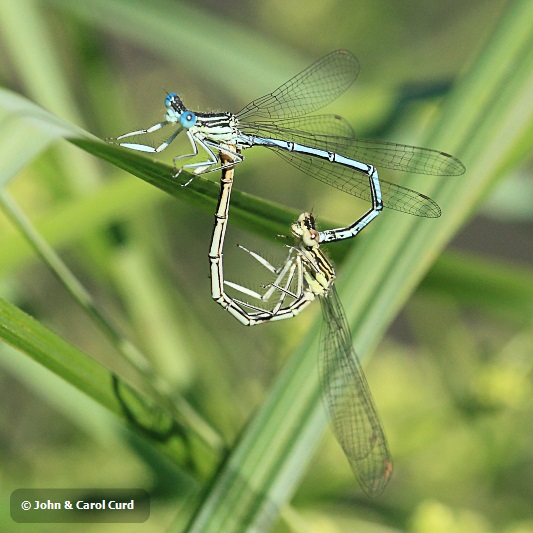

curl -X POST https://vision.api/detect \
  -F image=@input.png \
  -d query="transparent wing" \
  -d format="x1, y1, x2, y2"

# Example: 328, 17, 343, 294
274, 148, 442, 217
243, 120, 466, 177
319, 286, 392, 497
236, 50, 360, 122
257, 114, 356, 138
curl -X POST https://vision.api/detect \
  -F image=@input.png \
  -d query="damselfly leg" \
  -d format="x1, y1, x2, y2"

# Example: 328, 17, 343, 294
175, 133, 245, 183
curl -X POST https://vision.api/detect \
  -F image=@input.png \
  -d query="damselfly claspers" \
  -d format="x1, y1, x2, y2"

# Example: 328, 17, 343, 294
109, 50, 465, 243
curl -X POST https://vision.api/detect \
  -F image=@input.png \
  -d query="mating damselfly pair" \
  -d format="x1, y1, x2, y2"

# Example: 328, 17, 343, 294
109, 50, 464, 497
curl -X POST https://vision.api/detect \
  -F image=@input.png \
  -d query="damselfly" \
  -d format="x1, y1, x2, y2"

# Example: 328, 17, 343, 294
109, 50, 465, 243
209, 148, 392, 496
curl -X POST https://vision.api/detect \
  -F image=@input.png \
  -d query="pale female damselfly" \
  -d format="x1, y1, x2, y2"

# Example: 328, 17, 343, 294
209, 148, 392, 497
109, 50, 465, 243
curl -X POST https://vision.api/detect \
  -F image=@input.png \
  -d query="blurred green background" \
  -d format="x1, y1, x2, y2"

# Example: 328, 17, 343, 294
0, 0, 532, 531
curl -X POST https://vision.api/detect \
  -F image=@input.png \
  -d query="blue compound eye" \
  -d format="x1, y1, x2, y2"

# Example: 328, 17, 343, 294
165, 92, 177, 107
180, 110, 197, 128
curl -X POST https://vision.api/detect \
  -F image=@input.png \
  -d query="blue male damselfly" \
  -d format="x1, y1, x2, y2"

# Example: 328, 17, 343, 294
110, 50, 465, 243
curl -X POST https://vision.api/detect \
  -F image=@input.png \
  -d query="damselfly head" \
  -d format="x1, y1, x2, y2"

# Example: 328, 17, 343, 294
292, 212, 319, 249
165, 92, 189, 123
165, 92, 185, 110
